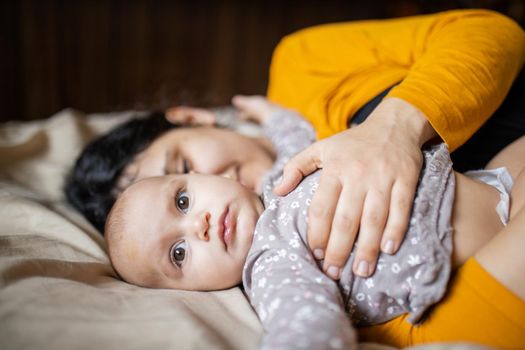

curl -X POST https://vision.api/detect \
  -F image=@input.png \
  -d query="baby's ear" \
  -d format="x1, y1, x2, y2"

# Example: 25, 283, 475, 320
165, 106, 216, 126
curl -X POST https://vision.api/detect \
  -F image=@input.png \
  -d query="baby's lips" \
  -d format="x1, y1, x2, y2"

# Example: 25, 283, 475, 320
216, 206, 229, 249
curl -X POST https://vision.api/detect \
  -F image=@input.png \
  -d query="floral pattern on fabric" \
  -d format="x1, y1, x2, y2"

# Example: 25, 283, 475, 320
242, 108, 455, 349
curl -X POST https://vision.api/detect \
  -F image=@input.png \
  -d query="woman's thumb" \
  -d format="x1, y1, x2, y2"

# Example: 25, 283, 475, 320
274, 148, 320, 196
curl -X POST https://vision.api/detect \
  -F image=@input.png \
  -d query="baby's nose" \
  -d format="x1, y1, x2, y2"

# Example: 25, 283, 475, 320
193, 212, 210, 241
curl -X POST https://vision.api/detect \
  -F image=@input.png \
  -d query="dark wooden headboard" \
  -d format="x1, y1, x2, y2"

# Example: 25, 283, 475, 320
1, 0, 522, 121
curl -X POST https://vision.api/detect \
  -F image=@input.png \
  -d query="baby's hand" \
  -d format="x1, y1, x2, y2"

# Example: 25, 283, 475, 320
165, 106, 216, 126
232, 95, 279, 124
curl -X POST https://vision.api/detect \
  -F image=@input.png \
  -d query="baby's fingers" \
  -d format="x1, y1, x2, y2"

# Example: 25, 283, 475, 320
165, 106, 215, 125
231, 95, 276, 124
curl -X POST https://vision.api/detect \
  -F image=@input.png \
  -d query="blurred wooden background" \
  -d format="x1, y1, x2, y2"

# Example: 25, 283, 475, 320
1, 0, 524, 121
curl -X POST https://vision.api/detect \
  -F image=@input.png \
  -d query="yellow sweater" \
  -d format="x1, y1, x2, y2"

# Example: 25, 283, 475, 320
267, 9, 525, 151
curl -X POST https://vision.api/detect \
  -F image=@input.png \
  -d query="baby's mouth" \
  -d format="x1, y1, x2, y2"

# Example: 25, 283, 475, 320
216, 207, 228, 249
216, 202, 238, 251
223, 208, 236, 250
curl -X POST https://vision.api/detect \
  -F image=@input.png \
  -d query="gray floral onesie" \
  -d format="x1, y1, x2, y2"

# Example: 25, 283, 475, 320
242, 108, 455, 350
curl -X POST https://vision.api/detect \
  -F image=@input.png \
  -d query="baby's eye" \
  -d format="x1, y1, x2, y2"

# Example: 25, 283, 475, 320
170, 240, 187, 267
176, 190, 190, 213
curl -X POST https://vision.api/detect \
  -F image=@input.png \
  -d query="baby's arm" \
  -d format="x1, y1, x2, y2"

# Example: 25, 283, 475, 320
233, 95, 317, 163
243, 220, 357, 349
261, 107, 317, 163
239, 98, 358, 348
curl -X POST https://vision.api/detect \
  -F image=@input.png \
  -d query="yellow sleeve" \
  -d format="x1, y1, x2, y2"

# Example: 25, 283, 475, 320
267, 9, 525, 150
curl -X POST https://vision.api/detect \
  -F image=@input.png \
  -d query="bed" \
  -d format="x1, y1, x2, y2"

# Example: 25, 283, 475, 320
0, 109, 491, 350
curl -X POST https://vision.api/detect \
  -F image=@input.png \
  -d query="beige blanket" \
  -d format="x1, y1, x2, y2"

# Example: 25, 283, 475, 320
0, 109, 491, 350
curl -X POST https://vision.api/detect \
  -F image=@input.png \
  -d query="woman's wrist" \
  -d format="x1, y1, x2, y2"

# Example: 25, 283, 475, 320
369, 97, 438, 148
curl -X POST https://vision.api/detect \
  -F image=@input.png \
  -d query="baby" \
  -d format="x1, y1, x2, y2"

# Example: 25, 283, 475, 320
105, 97, 517, 349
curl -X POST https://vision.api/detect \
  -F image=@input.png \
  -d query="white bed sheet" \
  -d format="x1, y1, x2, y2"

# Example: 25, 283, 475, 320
0, 109, 490, 350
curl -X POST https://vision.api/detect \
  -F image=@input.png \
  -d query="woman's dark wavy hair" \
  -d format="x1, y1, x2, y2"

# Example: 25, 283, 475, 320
65, 111, 180, 234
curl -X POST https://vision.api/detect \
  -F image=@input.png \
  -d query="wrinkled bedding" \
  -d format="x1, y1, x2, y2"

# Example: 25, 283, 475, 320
0, 109, 491, 350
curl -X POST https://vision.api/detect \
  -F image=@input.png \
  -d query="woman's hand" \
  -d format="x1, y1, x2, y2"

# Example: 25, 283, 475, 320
274, 97, 437, 279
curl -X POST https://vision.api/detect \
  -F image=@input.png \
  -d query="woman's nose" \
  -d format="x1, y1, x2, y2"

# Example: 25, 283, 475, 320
192, 212, 210, 241
219, 166, 238, 181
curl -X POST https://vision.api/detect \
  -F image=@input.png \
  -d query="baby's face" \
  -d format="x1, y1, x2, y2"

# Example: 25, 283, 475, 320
117, 126, 275, 195
107, 173, 264, 291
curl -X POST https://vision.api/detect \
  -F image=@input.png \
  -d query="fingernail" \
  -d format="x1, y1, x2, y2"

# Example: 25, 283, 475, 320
383, 240, 395, 254
327, 266, 340, 279
356, 261, 369, 277
313, 249, 324, 260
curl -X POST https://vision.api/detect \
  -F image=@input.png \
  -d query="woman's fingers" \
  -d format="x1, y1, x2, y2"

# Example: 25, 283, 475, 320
319, 185, 364, 279
380, 180, 418, 255
274, 145, 321, 196
307, 172, 343, 261
352, 187, 390, 277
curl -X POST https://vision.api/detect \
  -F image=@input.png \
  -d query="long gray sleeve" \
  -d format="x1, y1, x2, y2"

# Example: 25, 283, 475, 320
243, 106, 357, 349
261, 108, 316, 169
244, 201, 358, 349
242, 105, 456, 349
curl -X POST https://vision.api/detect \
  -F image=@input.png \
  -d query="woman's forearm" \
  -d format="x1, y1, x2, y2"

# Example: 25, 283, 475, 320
268, 10, 525, 148
386, 10, 525, 150
368, 97, 438, 148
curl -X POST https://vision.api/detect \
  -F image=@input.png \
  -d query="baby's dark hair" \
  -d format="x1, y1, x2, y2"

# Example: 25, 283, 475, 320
65, 111, 180, 234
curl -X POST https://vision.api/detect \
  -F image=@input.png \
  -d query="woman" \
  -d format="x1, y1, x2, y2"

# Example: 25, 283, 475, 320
103, 97, 525, 349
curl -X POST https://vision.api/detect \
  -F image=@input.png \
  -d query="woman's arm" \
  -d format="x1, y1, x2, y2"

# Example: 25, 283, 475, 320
268, 9, 525, 147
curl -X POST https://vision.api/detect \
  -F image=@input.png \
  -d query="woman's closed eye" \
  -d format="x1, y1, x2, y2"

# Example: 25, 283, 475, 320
182, 158, 191, 173
163, 152, 191, 175
170, 240, 187, 268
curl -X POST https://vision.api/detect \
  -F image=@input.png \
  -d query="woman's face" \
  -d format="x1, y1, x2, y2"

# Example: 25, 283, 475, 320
117, 126, 275, 194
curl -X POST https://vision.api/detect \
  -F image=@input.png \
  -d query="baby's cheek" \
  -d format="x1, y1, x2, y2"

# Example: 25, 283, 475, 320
124, 241, 139, 262
222, 262, 244, 288
216, 258, 244, 289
